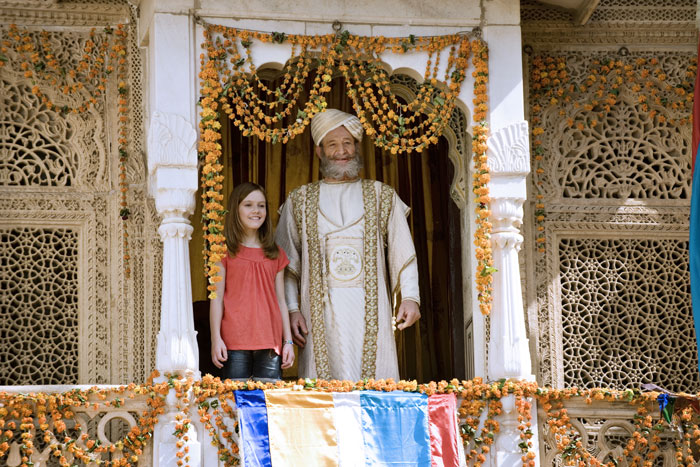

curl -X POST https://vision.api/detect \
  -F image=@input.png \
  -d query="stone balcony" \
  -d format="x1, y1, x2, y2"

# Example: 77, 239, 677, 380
2, 380, 694, 467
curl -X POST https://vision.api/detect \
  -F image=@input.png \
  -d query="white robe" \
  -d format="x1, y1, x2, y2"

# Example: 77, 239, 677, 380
276, 179, 419, 381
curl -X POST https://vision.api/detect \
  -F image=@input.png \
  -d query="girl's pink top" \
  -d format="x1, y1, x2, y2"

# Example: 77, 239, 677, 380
220, 245, 289, 355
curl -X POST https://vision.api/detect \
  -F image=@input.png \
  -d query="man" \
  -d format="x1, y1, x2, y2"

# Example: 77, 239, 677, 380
275, 108, 421, 381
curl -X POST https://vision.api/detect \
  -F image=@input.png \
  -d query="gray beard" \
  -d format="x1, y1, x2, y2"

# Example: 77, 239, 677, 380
319, 150, 363, 180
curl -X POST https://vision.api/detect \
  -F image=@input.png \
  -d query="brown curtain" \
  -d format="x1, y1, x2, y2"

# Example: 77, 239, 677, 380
191, 73, 464, 382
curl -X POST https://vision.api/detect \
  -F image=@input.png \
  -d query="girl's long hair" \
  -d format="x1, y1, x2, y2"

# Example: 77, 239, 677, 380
224, 182, 279, 259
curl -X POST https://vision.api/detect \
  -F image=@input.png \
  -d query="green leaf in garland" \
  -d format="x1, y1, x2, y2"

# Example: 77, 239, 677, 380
272, 32, 286, 44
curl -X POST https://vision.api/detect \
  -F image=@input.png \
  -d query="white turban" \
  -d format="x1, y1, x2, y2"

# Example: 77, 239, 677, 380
310, 109, 363, 146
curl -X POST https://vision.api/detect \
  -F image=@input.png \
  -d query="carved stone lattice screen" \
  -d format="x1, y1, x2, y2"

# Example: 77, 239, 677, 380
522, 0, 698, 391
0, 1, 161, 385
1, 227, 80, 384
559, 237, 695, 392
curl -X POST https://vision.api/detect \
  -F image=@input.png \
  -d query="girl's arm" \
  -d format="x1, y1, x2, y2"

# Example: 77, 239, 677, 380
275, 270, 295, 369
210, 262, 228, 369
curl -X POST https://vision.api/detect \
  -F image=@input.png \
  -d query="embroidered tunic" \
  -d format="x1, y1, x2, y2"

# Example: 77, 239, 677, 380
276, 179, 420, 380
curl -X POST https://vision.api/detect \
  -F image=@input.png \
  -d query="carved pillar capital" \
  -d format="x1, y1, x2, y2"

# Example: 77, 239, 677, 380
147, 111, 198, 220
487, 121, 531, 177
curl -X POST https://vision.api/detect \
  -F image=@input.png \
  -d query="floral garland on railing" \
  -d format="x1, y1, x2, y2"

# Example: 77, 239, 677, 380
529, 54, 697, 253
2, 376, 700, 467
198, 23, 494, 318
0, 24, 132, 277
0, 383, 165, 467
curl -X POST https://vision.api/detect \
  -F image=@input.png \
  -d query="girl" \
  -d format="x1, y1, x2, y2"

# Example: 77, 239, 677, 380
210, 182, 294, 381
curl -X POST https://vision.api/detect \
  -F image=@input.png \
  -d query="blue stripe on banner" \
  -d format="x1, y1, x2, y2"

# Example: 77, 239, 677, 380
690, 145, 700, 375
360, 391, 431, 466
234, 390, 272, 467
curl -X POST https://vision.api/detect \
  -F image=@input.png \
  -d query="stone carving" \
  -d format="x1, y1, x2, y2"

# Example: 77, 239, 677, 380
0, 227, 79, 385
521, 0, 696, 47
147, 111, 198, 173
0, 15, 159, 385
558, 237, 697, 391
526, 47, 695, 391
0, 1, 129, 26
542, 400, 680, 466
487, 121, 530, 175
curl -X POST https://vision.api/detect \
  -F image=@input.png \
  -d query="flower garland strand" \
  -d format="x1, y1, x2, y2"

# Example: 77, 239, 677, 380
0, 24, 132, 277
114, 24, 131, 278
199, 27, 227, 298
198, 23, 487, 301
470, 39, 494, 316
529, 54, 697, 254
201, 22, 472, 152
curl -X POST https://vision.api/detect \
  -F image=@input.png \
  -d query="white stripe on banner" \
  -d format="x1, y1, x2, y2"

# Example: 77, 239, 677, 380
332, 392, 365, 466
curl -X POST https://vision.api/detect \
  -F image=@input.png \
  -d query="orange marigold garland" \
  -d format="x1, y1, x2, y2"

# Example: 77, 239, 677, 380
1, 23, 133, 277
529, 53, 697, 254
198, 23, 479, 295
2, 378, 700, 466
199, 26, 227, 299
470, 39, 494, 316
0, 384, 166, 467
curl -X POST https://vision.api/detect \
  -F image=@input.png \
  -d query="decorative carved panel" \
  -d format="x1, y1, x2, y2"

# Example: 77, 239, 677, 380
0, 2, 160, 385
523, 13, 696, 392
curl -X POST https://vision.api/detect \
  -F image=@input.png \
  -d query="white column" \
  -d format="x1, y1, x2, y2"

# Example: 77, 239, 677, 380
483, 2, 539, 465
149, 111, 200, 379
141, 2, 204, 465
485, 123, 531, 379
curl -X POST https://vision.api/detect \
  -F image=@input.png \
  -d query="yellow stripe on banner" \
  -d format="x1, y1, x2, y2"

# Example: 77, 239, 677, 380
265, 390, 339, 467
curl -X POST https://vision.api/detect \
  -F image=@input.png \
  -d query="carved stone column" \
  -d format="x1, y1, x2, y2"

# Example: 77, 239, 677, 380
486, 121, 539, 467
141, 3, 203, 465
148, 111, 200, 378
486, 122, 532, 379
147, 110, 203, 467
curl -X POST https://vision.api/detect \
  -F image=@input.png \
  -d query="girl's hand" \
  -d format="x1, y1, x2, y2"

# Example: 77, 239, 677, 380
281, 343, 295, 369
211, 337, 228, 368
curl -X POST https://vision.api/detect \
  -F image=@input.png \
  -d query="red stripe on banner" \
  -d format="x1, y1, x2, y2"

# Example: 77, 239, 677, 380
692, 37, 700, 173
428, 393, 460, 467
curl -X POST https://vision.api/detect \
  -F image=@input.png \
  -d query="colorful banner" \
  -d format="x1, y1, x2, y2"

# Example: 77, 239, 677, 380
233, 389, 465, 466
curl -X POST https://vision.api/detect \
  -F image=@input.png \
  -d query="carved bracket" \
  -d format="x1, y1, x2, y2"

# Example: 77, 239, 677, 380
147, 111, 198, 175
487, 121, 531, 176
147, 112, 199, 217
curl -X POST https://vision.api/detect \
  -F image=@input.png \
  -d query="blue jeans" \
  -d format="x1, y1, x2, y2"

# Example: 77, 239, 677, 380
221, 349, 281, 382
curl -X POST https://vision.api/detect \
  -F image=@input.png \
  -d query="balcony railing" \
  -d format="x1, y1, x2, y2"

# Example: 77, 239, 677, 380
2, 382, 697, 467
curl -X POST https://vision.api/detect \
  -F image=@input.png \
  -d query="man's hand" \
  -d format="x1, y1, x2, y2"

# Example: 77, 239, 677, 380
396, 300, 420, 331
290, 312, 308, 347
